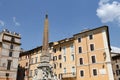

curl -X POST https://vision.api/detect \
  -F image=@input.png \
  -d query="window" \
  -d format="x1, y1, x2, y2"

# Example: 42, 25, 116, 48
62, 47, 66, 54
7, 60, 12, 70
71, 54, 74, 61
26, 62, 28, 66
70, 44, 74, 53
93, 69, 97, 76
9, 52, 12, 57
72, 66, 75, 73
6, 73, 9, 77
78, 37, 81, 42
116, 70, 119, 76
59, 74, 62, 79
91, 56, 96, 63
79, 47, 82, 53
53, 56, 55, 61
55, 56, 57, 60
79, 58, 83, 65
59, 63, 62, 68
54, 64, 56, 69
10, 44, 13, 49
64, 68, 66, 73
59, 47, 61, 51
35, 57, 38, 63
54, 49, 56, 53
63, 56, 66, 62
80, 70, 84, 77
11, 37, 15, 42
89, 34, 93, 40
116, 65, 119, 69
53, 56, 57, 61
90, 44, 94, 51
58, 55, 62, 60
116, 70, 120, 76
30, 58, 33, 64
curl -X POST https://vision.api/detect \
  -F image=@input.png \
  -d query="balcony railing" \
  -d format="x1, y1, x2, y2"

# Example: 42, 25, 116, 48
62, 72, 76, 78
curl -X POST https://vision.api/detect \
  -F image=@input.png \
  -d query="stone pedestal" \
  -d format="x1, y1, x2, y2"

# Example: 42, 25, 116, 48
32, 54, 58, 80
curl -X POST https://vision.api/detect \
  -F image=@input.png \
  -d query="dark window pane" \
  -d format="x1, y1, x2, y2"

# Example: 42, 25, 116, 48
59, 55, 61, 59
6, 73, 9, 77
90, 44, 94, 51
54, 64, 56, 69
116, 70, 119, 76
54, 49, 56, 53
93, 69, 97, 76
78, 38, 81, 42
53, 56, 55, 61
116, 65, 119, 69
26, 62, 28, 66
91, 56, 96, 63
59, 47, 61, 51
11, 37, 15, 42
59, 63, 62, 68
80, 70, 84, 77
80, 58, 83, 65
79, 47, 82, 53
9, 52, 12, 57
10, 44, 13, 49
7, 60, 12, 70
89, 34, 93, 40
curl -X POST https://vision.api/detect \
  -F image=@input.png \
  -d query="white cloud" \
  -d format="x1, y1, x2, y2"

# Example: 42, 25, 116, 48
96, 0, 120, 24
13, 17, 20, 26
0, 20, 5, 27
111, 46, 120, 53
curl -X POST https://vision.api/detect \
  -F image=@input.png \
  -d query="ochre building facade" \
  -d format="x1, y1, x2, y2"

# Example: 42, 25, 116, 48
19, 26, 114, 80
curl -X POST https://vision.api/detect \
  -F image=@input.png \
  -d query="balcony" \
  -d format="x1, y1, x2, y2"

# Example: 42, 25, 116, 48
62, 72, 76, 78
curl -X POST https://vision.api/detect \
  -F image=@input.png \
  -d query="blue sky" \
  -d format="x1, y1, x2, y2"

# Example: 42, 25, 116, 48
0, 0, 120, 50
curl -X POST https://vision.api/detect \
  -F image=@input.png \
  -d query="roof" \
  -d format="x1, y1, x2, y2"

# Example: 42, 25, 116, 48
19, 42, 54, 56
73, 25, 108, 36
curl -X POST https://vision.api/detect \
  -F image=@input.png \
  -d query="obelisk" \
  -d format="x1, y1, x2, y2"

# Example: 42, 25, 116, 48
42, 14, 49, 54
35, 14, 55, 80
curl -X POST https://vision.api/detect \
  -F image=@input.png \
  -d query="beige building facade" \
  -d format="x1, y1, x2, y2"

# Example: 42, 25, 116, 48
53, 38, 76, 80
19, 26, 114, 80
0, 29, 21, 80
18, 43, 53, 80
74, 26, 113, 80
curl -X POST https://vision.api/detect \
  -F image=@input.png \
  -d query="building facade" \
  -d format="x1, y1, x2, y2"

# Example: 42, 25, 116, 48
18, 26, 114, 80
0, 29, 21, 80
53, 38, 76, 80
74, 26, 113, 80
112, 53, 120, 80
18, 43, 53, 80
